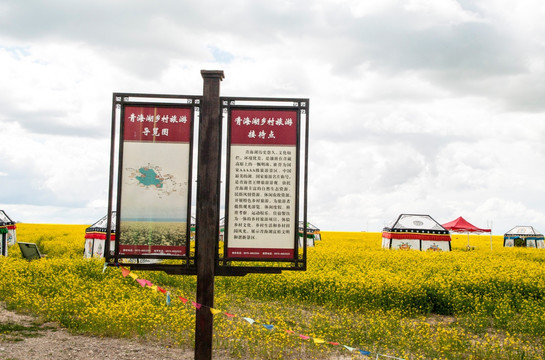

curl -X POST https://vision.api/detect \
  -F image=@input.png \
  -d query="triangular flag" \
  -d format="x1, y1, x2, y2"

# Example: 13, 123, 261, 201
121, 267, 131, 277
144, 279, 153, 287
150, 285, 158, 292
102, 263, 108, 273
286, 330, 295, 334
313, 338, 325, 344
192, 301, 202, 309
136, 279, 148, 287
166, 292, 171, 306
299, 335, 310, 340
359, 350, 371, 356
343, 345, 356, 352
224, 312, 235, 318
128, 272, 138, 280
328, 341, 340, 346
210, 308, 222, 315
178, 296, 188, 304
243, 317, 255, 325
262, 324, 274, 331
157, 286, 167, 294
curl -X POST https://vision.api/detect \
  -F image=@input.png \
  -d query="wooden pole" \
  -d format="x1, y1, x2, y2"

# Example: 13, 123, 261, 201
195, 70, 224, 360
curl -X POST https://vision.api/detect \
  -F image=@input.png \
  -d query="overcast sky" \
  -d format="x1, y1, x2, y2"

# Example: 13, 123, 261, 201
1, 0, 545, 234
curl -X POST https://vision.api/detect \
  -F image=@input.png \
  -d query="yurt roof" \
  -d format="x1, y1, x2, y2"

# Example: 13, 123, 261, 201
0, 210, 15, 226
86, 212, 116, 233
505, 226, 543, 237
383, 213, 449, 234
298, 221, 320, 231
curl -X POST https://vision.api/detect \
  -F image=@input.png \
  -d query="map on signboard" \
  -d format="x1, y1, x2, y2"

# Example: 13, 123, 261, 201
125, 164, 184, 199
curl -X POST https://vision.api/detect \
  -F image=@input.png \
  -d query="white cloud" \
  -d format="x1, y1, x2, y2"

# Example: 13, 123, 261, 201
0, 0, 544, 235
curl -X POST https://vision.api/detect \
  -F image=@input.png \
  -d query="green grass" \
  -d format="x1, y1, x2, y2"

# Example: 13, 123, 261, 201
0, 321, 56, 342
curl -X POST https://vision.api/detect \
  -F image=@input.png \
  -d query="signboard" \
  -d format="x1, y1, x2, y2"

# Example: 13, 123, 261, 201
224, 103, 306, 262
114, 100, 195, 260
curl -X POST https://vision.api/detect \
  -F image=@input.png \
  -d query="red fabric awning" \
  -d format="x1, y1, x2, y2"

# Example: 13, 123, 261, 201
382, 232, 451, 241
85, 232, 115, 240
442, 216, 491, 233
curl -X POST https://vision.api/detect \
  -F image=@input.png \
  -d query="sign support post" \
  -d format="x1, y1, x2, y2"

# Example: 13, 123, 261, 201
106, 71, 308, 359
195, 70, 224, 360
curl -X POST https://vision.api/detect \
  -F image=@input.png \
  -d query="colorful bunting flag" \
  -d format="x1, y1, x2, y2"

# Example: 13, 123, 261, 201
121, 267, 131, 277
136, 279, 148, 288
102, 263, 108, 273
192, 301, 202, 309
113, 266, 400, 360
210, 308, 222, 315
243, 317, 255, 325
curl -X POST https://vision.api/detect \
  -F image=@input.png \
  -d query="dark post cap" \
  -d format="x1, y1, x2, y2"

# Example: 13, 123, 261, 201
201, 70, 225, 80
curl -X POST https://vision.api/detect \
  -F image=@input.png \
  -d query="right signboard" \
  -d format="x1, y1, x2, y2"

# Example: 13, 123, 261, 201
224, 99, 308, 265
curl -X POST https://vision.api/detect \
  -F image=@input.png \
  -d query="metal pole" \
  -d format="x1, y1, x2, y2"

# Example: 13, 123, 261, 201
195, 70, 224, 360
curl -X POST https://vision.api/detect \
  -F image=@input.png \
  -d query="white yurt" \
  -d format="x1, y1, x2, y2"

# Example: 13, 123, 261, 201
504, 226, 544, 248
298, 221, 321, 247
84, 212, 116, 258
382, 214, 451, 251
0, 210, 16, 257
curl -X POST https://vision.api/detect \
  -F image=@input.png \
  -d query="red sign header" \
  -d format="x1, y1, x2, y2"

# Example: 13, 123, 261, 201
124, 106, 192, 143
230, 109, 298, 146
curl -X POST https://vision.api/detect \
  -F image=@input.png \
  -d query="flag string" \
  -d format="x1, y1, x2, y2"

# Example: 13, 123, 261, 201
113, 263, 405, 360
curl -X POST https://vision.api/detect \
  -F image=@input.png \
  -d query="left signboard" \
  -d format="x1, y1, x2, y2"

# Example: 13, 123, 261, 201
105, 94, 200, 268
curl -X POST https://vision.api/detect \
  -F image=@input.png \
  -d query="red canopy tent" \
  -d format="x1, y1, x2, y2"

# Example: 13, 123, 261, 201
442, 216, 491, 233
442, 216, 492, 249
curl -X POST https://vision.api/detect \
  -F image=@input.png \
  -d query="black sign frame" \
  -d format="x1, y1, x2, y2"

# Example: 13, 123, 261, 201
105, 93, 200, 273
220, 97, 309, 272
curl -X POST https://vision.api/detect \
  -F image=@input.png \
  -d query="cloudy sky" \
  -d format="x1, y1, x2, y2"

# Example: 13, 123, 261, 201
1, 0, 545, 234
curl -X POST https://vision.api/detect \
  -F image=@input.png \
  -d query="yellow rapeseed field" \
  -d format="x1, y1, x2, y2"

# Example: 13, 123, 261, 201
1, 224, 544, 359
